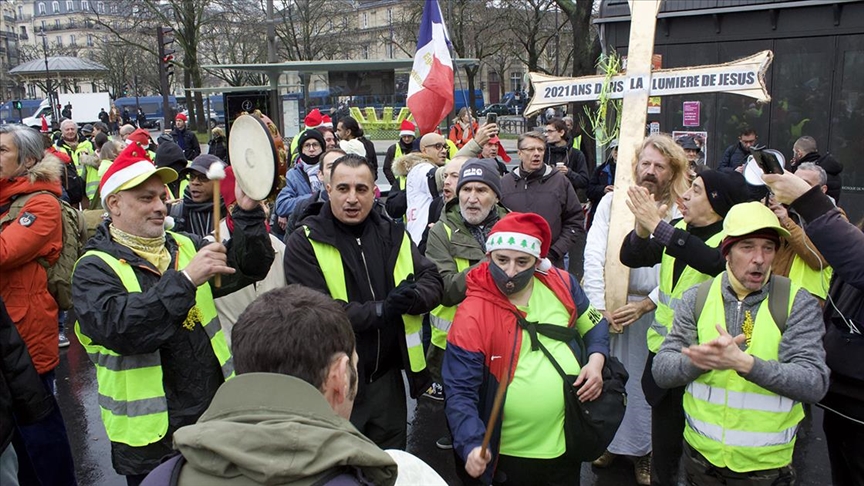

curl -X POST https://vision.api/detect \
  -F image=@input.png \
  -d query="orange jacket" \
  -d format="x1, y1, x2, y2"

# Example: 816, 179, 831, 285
0, 155, 64, 375
448, 121, 479, 149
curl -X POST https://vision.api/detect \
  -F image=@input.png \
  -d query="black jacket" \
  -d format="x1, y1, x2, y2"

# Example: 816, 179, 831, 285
172, 128, 201, 161
718, 142, 749, 172
284, 203, 442, 398
790, 151, 843, 203
208, 136, 227, 162
383, 140, 419, 185
793, 187, 864, 421
0, 298, 54, 450
358, 136, 378, 176
620, 219, 726, 287
72, 206, 274, 475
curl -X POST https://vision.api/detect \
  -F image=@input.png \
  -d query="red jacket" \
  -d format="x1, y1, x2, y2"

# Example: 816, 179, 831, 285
0, 155, 64, 374
443, 262, 608, 482
448, 121, 479, 149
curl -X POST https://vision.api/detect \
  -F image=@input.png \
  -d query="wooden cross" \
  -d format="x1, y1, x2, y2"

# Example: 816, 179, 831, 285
523, 0, 772, 313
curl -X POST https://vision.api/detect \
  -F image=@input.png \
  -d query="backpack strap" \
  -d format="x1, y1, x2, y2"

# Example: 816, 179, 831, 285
767, 275, 791, 333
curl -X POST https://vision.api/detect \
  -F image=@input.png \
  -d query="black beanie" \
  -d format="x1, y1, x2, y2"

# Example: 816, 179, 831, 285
154, 141, 186, 171
698, 170, 749, 218
295, 129, 325, 155
457, 158, 502, 200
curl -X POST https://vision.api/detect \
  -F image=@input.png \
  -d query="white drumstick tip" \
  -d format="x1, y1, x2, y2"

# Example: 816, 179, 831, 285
206, 161, 226, 180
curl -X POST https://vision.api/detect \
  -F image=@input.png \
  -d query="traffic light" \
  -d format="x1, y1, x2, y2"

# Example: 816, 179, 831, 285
157, 26, 176, 82
13, 100, 22, 110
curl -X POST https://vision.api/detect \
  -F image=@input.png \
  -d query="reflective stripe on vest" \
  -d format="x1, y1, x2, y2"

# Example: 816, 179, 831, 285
788, 255, 832, 299
429, 224, 470, 349
571, 134, 582, 150
649, 220, 724, 352
683, 276, 803, 472
74, 232, 234, 447
304, 227, 426, 372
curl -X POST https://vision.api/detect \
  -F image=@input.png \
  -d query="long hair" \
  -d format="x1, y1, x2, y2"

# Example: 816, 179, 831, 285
633, 134, 690, 210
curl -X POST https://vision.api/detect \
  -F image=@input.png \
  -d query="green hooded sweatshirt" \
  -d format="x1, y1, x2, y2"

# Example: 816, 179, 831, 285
172, 373, 398, 486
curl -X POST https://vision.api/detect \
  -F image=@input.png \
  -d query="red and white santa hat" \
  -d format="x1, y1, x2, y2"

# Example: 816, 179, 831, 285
100, 142, 177, 208
321, 114, 333, 128
304, 109, 323, 129
485, 212, 553, 272
400, 120, 416, 137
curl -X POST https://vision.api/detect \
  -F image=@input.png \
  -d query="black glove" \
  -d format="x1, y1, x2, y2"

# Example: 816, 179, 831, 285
383, 281, 417, 321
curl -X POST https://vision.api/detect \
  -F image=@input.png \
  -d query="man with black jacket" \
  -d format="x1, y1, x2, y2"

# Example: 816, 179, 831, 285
171, 113, 201, 161
789, 136, 843, 203
764, 171, 864, 486
543, 118, 589, 194
72, 142, 275, 484
620, 167, 748, 485
284, 154, 443, 450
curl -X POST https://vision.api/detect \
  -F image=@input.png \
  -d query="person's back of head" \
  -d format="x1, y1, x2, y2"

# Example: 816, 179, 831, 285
232, 285, 358, 417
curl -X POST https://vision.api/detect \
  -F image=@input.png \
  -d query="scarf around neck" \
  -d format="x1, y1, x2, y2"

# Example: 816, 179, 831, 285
109, 224, 171, 272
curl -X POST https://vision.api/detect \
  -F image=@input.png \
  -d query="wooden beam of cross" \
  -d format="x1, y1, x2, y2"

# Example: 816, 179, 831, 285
523, 0, 773, 313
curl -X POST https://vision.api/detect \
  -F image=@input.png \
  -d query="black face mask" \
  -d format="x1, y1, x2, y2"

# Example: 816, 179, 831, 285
489, 261, 535, 296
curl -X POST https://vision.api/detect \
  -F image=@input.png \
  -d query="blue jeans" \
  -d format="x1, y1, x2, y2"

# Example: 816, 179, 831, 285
13, 370, 77, 485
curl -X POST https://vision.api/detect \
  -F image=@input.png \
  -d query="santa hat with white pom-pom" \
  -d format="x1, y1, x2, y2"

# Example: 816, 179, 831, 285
100, 141, 177, 209
485, 212, 553, 272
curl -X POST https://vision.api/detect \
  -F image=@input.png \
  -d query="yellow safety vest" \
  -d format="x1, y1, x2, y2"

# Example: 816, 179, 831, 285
429, 224, 470, 349
167, 179, 190, 201
74, 231, 234, 447
788, 255, 832, 300
650, 220, 724, 352
303, 227, 426, 372
289, 127, 308, 157
446, 139, 458, 159
683, 276, 803, 472
571, 134, 582, 150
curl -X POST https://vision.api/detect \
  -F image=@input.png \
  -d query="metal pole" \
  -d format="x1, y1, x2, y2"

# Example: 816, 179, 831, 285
266, 0, 281, 132
39, 28, 57, 127
134, 74, 140, 115
554, 7, 560, 76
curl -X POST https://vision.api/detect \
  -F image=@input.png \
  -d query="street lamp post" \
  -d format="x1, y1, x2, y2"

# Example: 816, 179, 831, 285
37, 27, 58, 128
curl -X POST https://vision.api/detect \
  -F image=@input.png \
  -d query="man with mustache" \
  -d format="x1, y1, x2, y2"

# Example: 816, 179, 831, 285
653, 202, 829, 486
583, 134, 689, 485
424, 159, 508, 410
621, 150, 749, 484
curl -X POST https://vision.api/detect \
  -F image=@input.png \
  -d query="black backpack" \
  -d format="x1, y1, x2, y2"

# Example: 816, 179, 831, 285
61, 162, 85, 206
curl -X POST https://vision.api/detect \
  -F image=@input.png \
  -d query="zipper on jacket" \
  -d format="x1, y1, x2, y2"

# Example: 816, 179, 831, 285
357, 237, 382, 379
735, 300, 743, 331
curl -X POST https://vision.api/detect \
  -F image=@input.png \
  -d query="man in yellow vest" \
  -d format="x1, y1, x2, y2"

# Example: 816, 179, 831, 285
768, 162, 841, 304
284, 153, 443, 450
653, 201, 830, 485
71, 142, 275, 484
621, 161, 749, 485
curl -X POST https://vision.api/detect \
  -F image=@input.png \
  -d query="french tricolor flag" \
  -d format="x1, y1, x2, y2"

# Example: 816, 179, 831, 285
407, 0, 454, 135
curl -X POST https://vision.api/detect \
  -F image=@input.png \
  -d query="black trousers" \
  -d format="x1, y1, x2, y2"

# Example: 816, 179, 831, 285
349, 367, 407, 450
643, 352, 685, 486
823, 409, 864, 486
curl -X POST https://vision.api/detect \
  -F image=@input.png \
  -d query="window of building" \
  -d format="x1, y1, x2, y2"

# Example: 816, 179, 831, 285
387, 8, 392, 24
54, 19, 60, 29
362, 12, 368, 29
386, 41, 393, 58
86, 34, 93, 46
66, 0, 73, 10
41, 20, 46, 30
70, 34, 76, 45
362, 45, 369, 59
82, 0, 89, 10
18, 6, 23, 17
68, 19, 75, 28
52, 1, 59, 13
56, 35, 62, 46
97, 2, 104, 13
510, 71, 523, 92
38, 3, 46, 14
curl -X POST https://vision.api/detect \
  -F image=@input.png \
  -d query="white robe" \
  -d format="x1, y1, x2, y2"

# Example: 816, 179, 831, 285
583, 192, 679, 456
405, 162, 436, 245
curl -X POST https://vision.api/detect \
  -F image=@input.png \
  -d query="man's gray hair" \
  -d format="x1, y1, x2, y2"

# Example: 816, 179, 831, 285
119, 124, 136, 136
60, 119, 77, 130
517, 131, 545, 150
0, 125, 44, 166
796, 162, 827, 186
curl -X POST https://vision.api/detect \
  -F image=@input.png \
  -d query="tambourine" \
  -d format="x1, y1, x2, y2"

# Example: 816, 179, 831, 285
743, 148, 786, 186
228, 114, 279, 200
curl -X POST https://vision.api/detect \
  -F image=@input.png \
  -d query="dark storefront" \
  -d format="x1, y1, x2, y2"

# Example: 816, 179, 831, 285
596, 0, 864, 221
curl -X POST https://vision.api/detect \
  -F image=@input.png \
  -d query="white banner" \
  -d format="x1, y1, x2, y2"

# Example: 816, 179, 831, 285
525, 50, 773, 116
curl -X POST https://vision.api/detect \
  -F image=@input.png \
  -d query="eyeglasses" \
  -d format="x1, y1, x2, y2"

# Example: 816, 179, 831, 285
302, 142, 321, 150
424, 143, 446, 150
518, 146, 545, 153
188, 173, 209, 183
543, 129, 558, 133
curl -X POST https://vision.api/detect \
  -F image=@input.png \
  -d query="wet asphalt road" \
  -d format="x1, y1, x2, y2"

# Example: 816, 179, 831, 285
57, 328, 832, 486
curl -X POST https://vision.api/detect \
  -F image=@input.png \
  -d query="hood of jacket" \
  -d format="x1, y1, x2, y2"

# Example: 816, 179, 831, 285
510, 163, 555, 183
173, 373, 398, 486
0, 153, 63, 205
465, 261, 577, 318
392, 152, 437, 178
800, 151, 843, 176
